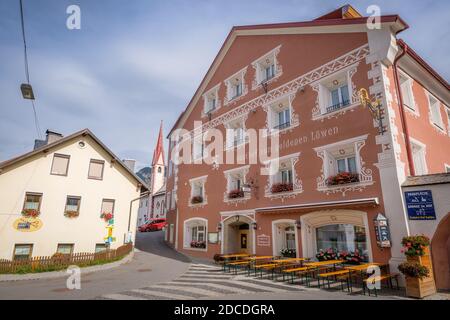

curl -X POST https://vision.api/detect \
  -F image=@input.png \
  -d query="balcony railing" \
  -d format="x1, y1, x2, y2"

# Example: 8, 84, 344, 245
326, 100, 350, 113
325, 172, 359, 186
273, 121, 291, 130
270, 182, 294, 194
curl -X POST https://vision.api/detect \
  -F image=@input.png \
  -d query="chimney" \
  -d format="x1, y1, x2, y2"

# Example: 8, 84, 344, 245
123, 159, 136, 172
45, 130, 63, 145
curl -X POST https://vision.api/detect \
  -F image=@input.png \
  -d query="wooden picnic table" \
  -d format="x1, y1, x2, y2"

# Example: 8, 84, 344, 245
221, 253, 251, 259
304, 260, 343, 267
344, 262, 382, 272
272, 258, 307, 263
244, 256, 273, 261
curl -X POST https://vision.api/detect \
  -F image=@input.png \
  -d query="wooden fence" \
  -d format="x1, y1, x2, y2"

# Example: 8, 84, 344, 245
0, 243, 133, 274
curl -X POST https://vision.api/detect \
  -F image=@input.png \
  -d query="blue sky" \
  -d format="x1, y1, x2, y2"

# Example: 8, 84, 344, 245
0, 0, 448, 170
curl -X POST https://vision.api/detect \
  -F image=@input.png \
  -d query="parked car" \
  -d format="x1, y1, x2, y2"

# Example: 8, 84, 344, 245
139, 218, 167, 232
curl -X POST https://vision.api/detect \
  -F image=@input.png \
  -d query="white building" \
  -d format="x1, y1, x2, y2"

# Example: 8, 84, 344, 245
137, 122, 167, 226
0, 129, 148, 260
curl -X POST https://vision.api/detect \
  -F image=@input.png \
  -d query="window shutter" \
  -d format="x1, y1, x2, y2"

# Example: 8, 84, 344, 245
51, 155, 69, 175
89, 160, 104, 179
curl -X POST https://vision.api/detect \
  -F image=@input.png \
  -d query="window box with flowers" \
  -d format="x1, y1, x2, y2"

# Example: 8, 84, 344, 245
398, 235, 436, 298
281, 248, 296, 258
316, 248, 338, 261
191, 196, 204, 204
190, 241, 206, 249
228, 189, 244, 199
270, 182, 293, 194
100, 212, 114, 222
21, 209, 40, 218
326, 172, 359, 186
338, 249, 368, 265
64, 211, 79, 218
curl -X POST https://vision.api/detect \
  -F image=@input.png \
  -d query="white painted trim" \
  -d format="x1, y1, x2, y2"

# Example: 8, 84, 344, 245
220, 209, 256, 216
188, 175, 208, 183
271, 219, 299, 258
223, 165, 250, 175
221, 213, 256, 255
262, 151, 301, 165
183, 217, 208, 252
313, 134, 369, 152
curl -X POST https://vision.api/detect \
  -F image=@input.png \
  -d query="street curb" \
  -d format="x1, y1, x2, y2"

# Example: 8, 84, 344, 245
0, 251, 134, 282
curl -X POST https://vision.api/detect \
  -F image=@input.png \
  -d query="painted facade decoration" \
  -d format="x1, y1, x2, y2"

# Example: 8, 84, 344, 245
162, 5, 450, 286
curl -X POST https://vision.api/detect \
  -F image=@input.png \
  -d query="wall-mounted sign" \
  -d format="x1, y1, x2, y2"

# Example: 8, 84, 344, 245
404, 190, 436, 220
373, 213, 391, 248
208, 232, 219, 244
256, 234, 271, 247
13, 217, 43, 232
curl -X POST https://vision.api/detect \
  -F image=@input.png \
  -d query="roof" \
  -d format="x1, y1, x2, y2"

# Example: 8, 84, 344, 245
402, 173, 450, 187
0, 128, 149, 190
398, 39, 449, 91
167, 5, 408, 137
152, 121, 165, 166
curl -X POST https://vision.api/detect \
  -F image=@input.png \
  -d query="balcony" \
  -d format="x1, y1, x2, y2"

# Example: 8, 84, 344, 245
273, 121, 291, 131
326, 100, 350, 114
270, 182, 294, 194
326, 172, 360, 186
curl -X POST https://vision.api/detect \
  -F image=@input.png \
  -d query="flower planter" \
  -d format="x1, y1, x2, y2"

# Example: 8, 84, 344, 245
228, 189, 244, 199
404, 247, 436, 298
271, 183, 293, 194
191, 196, 204, 204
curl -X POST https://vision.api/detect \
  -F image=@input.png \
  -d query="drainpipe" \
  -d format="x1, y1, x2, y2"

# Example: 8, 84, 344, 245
392, 41, 415, 176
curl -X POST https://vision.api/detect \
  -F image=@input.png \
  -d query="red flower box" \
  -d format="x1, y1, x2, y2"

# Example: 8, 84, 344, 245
100, 212, 114, 222
228, 189, 244, 199
326, 172, 359, 186
270, 182, 293, 193
21, 209, 40, 218
191, 196, 203, 204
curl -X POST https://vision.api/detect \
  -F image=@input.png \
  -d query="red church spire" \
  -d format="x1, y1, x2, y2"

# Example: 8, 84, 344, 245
152, 121, 165, 166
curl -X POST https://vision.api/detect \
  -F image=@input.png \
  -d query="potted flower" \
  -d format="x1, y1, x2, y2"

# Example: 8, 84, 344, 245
398, 234, 436, 298
191, 196, 203, 204
316, 248, 337, 261
339, 249, 367, 265
326, 172, 359, 186
190, 241, 206, 249
64, 210, 79, 218
100, 212, 114, 222
21, 209, 40, 218
228, 189, 244, 199
281, 248, 296, 258
270, 182, 293, 193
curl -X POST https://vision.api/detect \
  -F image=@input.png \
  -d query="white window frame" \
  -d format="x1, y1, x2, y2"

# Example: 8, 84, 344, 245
224, 66, 248, 104
410, 138, 428, 176
398, 70, 418, 114
318, 69, 352, 115
223, 165, 250, 202
183, 218, 208, 251
202, 83, 221, 115
224, 116, 247, 149
445, 164, 450, 173
251, 45, 282, 89
265, 94, 297, 135
426, 91, 444, 131
189, 175, 207, 207
264, 152, 302, 198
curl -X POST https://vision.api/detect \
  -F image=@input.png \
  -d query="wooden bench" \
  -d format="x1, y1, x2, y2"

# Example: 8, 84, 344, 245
280, 267, 311, 284
226, 261, 251, 273
318, 269, 352, 290
363, 273, 400, 296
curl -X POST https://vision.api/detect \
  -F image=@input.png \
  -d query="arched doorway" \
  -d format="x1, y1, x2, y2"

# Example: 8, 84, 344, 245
431, 213, 450, 290
222, 215, 255, 255
300, 209, 373, 261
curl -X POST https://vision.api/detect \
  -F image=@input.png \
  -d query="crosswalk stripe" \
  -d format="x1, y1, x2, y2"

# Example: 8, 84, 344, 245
179, 275, 233, 280
150, 284, 222, 297
157, 282, 248, 294
189, 264, 217, 268
102, 293, 147, 300
131, 288, 193, 300
172, 279, 271, 292
141, 286, 205, 298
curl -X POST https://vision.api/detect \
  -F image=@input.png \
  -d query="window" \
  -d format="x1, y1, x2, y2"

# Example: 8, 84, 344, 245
101, 199, 115, 215
95, 244, 107, 253
184, 218, 207, 249
445, 164, 450, 173
13, 244, 33, 260
158, 167, 162, 173
193, 138, 204, 161
225, 67, 248, 103
428, 94, 443, 129
252, 46, 281, 87
57, 244, 74, 255
88, 159, 105, 180
192, 226, 205, 242
267, 96, 294, 132
65, 196, 81, 215
399, 71, 416, 111
169, 224, 174, 243
280, 169, 292, 184
23, 193, 42, 213
336, 156, 357, 174
225, 117, 246, 148
51, 154, 70, 176
314, 69, 354, 117
171, 192, 176, 210
316, 224, 368, 261
203, 84, 220, 114
411, 140, 427, 175
189, 176, 207, 205
285, 226, 295, 250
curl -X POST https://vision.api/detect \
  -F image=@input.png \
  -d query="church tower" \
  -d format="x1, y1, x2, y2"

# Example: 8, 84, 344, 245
150, 121, 165, 195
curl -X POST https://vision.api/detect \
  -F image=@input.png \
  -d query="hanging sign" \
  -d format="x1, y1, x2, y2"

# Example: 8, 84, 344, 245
13, 217, 43, 232
373, 213, 391, 248
404, 190, 436, 220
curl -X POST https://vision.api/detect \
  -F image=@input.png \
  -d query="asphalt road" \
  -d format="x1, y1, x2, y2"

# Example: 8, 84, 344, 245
0, 231, 191, 300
